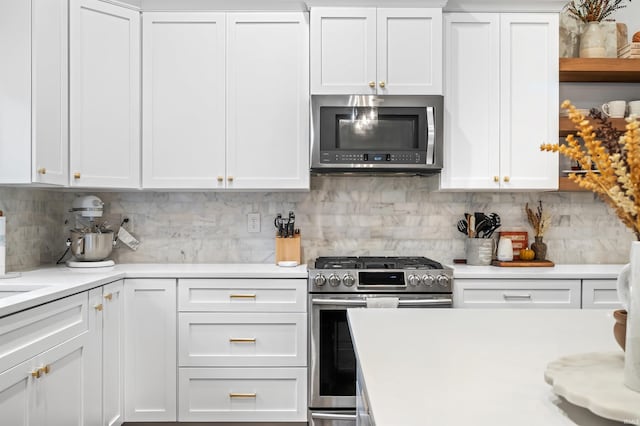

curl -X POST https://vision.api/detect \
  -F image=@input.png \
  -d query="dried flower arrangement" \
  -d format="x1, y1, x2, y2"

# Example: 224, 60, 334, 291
564, 0, 632, 22
525, 201, 551, 237
541, 100, 640, 240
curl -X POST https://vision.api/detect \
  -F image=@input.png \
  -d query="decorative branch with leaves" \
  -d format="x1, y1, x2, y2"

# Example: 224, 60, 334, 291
541, 100, 640, 240
564, 0, 632, 22
525, 201, 551, 237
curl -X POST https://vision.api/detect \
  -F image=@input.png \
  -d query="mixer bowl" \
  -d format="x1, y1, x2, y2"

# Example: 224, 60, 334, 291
70, 229, 115, 261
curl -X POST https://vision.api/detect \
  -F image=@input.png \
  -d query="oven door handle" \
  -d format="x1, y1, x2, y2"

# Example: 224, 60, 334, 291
310, 412, 357, 421
311, 298, 452, 307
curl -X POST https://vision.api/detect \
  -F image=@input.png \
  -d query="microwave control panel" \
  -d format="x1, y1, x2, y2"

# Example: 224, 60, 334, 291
320, 152, 424, 164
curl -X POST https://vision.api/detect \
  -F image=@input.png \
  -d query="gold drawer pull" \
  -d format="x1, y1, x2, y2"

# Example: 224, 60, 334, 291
73, 172, 81, 179
230, 294, 256, 299
104, 293, 113, 301
31, 369, 42, 379
42, 365, 51, 374
37, 168, 46, 175
217, 176, 224, 182
94, 303, 103, 311
229, 392, 256, 398
503, 176, 510, 183
493, 176, 499, 182
230, 337, 256, 343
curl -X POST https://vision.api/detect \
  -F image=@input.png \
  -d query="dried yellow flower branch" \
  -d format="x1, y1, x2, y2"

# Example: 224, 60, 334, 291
541, 100, 640, 240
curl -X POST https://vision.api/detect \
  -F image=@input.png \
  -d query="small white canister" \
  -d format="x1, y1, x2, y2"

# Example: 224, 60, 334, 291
497, 237, 514, 262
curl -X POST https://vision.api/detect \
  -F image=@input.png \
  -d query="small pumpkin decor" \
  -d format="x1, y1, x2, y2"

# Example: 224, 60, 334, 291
520, 247, 536, 261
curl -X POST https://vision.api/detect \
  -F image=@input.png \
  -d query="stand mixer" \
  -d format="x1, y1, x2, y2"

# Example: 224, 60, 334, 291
66, 195, 116, 268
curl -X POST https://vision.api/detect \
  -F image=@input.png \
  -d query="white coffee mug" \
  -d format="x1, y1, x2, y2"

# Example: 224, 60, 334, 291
629, 100, 640, 117
601, 100, 627, 118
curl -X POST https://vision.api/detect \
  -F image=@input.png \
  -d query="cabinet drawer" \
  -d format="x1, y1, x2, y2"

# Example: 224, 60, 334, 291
454, 279, 580, 308
178, 312, 306, 367
178, 367, 306, 422
0, 292, 88, 373
582, 279, 623, 309
178, 278, 306, 312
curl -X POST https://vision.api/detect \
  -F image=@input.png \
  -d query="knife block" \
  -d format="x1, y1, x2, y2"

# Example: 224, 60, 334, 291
275, 234, 301, 264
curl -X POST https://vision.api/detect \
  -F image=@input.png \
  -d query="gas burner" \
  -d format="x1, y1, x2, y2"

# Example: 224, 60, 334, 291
316, 256, 443, 270
315, 257, 362, 269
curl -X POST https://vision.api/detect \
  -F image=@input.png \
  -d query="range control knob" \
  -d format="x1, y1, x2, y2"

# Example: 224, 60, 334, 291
437, 275, 451, 288
328, 274, 341, 287
408, 274, 421, 286
422, 274, 435, 287
343, 274, 355, 287
314, 274, 327, 287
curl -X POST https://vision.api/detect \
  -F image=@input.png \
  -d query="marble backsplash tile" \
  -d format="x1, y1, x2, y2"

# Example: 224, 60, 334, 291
1, 176, 634, 271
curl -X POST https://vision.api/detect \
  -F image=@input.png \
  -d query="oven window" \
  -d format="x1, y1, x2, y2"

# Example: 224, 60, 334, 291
336, 113, 418, 150
319, 310, 356, 396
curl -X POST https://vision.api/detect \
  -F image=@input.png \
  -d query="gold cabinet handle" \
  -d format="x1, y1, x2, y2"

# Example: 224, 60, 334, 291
229, 337, 256, 343
37, 168, 46, 175
31, 369, 42, 379
94, 303, 103, 312
379, 81, 386, 88
73, 172, 81, 179
493, 176, 499, 182
217, 176, 224, 182
503, 176, 510, 183
104, 293, 112, 301
230, 294, 256, 299
229, 393, 256, 398
42, 365, 51, 374
368, 81, 375, 88
227, 176, 234, 182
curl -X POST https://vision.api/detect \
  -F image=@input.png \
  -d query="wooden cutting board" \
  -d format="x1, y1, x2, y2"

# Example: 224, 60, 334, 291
492, 260, 555, 267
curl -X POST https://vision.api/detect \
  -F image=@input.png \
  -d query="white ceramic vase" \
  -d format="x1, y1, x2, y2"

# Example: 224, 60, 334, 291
617, 241, 640, 392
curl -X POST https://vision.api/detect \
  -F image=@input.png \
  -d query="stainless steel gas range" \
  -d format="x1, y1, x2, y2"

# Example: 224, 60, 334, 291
308, 256, 453, 426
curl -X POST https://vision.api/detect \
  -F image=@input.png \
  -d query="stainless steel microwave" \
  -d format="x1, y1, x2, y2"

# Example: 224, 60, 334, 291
310, 95, 443, 175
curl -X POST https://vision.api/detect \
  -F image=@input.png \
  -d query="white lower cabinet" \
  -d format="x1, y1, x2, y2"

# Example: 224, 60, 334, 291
581, 279, 623, 309
177, 278, 307, 422
0, 292, 99, 425
124, 278, 177, 422
454, 279, 581, 308
179, 367, 306, 422
88, 280, 125, 426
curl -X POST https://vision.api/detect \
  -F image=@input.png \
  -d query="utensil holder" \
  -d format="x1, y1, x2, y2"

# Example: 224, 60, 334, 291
465, 238, 494, 266
275, 234, 301, 264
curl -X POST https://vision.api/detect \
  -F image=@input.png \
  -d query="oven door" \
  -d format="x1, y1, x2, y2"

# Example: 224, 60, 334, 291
308, 293, 452, 412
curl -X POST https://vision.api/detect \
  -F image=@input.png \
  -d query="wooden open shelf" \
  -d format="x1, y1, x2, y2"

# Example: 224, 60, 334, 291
559, 116, 629, 137
559, 58, 640, 82
558, 177, 585, 191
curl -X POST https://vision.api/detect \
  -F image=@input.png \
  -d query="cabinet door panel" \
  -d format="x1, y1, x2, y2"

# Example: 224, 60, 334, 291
499, 13, 559, 190
103, 280, 124, 426
441, 13, 500, 190
70, 0, 140, 188
582, 279, 623, 309
226, 13, 309, 189
0, 0, 31, 183
0, 359, 35, 426
377, 8, 442, 95
311, 8, 376, 94
454, 279, 581, 308
142, 13, 226, 189
124, 279, 176, 422
32, 0, 68, 186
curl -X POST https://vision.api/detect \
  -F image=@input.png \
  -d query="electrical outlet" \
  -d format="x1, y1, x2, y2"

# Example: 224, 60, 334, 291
247, 213, 260, 233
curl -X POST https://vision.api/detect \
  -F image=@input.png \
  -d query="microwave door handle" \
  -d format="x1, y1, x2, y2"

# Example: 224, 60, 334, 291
426, 106, 435, 165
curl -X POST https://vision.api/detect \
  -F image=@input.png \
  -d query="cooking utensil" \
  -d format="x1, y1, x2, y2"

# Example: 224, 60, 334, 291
457, 220, 468, 235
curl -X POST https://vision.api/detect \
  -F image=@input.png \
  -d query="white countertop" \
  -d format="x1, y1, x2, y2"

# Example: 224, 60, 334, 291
452, 264, 625, 279
348, 309, 628, 426
0, 263, 307, 318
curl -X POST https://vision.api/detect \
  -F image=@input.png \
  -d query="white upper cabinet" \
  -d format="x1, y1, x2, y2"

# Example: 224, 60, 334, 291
311, 7, 442, 95
142, 13, 226, 189
70, 0, 141, 189
0, 0, 68, 186
142, 11, 309, 190
226, 12, 309, 190
440, 12, 558, 191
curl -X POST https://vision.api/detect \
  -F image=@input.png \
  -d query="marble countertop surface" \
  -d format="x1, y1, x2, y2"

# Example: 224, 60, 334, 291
348, 308, 628, 426
0, 263, 308, 318
452, 264, 626, 279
